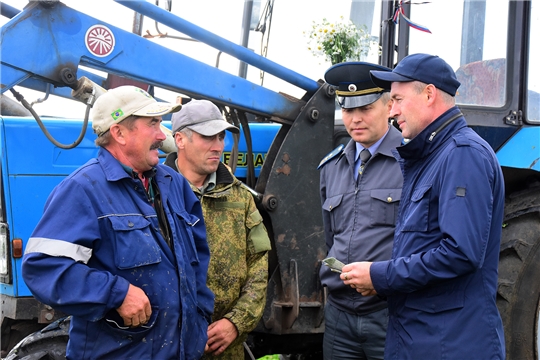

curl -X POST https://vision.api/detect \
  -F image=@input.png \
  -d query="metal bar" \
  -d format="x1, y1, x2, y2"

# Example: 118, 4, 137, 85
238, 0, 254, 79
460, 0, 486, 66
397, 0, 410, 61
380, 0, 396, 68
0, 2, 20, 19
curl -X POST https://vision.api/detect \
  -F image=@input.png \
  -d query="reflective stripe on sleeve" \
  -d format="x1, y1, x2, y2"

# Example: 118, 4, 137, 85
25, 237, 93, 264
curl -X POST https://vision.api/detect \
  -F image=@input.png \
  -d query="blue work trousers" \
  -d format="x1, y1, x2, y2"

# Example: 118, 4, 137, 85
323, 303, 388, 360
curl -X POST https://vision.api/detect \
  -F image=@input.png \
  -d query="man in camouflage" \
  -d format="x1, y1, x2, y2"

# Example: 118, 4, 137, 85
165, 99, 271, 359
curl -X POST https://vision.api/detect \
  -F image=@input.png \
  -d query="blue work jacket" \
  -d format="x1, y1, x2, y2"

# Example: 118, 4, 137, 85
319, 126, 403, 315
370, 107, 505, 359
23, 148, 214, 360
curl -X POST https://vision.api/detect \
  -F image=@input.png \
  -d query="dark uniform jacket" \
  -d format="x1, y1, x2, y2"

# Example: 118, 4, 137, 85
319, 125, 403, 315
371, 107, 505, 359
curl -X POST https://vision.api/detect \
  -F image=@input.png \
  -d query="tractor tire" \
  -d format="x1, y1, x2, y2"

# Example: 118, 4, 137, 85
497, 185, 540, 360
5, 317, 70, 360
1, 321, 46, 357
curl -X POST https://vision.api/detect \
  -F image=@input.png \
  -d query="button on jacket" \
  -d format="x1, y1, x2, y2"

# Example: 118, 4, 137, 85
370, 107, 505, 359
319, 125, 403, 315
23, 148, 214, 360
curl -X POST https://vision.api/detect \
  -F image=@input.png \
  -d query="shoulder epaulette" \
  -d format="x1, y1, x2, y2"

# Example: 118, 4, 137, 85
317, 144, 345, 169
452, 132, 471, 147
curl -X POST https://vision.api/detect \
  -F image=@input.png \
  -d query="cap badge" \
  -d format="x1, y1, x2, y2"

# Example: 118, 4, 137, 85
111, 109, 124, 121
348, 84, 357, 92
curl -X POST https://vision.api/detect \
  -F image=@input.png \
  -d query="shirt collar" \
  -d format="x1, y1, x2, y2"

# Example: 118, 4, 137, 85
355, 126, 390, 161
200, 171, 217, 194
120, 163, 157, 180
177, 169, 217, 195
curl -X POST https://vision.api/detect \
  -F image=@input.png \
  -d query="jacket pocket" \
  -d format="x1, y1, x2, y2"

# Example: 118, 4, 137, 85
108, 215, 162, 269
246, 210, 272, 254
174, 210, 201, 266
401, 184, 431, 232
322, 194, 344, 233
405, 288, 464, 313
89, 307, 160, 357
322, 194, 343, 212
102, 306, 160, 338
370, 189, 401, 226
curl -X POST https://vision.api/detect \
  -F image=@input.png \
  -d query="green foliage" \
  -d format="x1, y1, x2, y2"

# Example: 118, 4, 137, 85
304, 16, 375, 65
257, 355, 280, 360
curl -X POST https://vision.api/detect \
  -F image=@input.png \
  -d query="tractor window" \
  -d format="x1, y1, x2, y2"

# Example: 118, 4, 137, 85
528, 1, 540, 123
405, 0, 509, 108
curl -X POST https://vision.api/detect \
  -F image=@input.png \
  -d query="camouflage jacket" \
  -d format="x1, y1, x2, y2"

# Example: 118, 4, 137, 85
165, 154, 271, 358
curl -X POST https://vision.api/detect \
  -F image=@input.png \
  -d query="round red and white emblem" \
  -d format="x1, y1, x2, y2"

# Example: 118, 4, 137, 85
85, 25, 115, 57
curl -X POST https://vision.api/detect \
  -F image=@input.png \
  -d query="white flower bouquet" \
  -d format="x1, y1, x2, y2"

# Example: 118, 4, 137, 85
304, 16, 375, 65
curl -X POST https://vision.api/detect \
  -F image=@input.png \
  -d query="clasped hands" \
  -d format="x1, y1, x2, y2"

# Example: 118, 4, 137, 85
340, 262, 377, 296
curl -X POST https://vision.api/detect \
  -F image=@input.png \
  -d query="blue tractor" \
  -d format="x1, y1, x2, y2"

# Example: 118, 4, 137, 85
1, 1, 539, 359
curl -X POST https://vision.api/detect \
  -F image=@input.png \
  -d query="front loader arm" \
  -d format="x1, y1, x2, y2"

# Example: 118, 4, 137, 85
1, 0, 314, 121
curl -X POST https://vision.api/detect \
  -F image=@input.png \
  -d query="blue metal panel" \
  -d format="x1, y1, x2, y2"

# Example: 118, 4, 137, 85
0, 117, 15, 296
3, 118, 98, 176
0, 3, 82, 88
8, 176, 69, 297
1, 117, 99, 296
497, 127, 540, 171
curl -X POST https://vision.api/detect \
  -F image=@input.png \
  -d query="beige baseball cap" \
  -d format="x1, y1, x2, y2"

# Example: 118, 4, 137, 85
91, 86, 182, 136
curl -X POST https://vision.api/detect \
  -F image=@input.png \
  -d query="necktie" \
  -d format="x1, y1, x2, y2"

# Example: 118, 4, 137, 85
358, 148, 371, 176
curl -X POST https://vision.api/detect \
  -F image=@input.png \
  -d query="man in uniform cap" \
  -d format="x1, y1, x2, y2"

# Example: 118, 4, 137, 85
318, 62, 403, 360
341, 53, 506, 359
23, 86, 214, 359
165, 99, 271, 359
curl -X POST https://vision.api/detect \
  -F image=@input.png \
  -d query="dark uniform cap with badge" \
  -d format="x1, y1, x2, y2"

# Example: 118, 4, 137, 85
324, 62, 392, 109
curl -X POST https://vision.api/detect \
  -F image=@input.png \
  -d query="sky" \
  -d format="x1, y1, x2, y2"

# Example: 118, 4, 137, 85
1, 0, 368, 118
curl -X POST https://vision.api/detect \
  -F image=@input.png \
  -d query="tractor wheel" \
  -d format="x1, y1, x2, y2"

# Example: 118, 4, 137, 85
5, 317, 70, 360
1, 321, 46, 357
497, 186, 540, 360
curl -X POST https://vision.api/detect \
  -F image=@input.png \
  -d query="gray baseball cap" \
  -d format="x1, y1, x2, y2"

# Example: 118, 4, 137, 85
171, 99, 239, 136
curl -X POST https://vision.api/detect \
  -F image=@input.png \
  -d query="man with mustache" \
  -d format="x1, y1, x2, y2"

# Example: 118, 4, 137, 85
165, 99, 271, 359
22, 86, 214, 359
